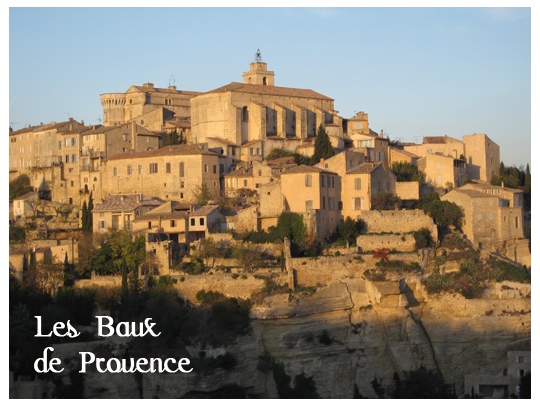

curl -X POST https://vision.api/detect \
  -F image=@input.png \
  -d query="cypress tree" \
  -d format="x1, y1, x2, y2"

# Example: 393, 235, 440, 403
63, 252, 73, 286
81, 200, 89, 232
312, 124, 334, 164
87, 192, 94, 231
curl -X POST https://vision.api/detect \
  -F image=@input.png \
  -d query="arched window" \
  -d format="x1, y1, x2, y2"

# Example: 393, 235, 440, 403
242, 106, 249, 122
263, 77, 267, 85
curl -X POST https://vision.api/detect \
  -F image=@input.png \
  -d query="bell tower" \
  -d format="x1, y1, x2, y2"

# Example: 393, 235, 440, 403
242, 49, 275, 86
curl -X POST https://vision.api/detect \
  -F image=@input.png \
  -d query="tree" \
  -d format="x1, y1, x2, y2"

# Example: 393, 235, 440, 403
233, 243, 265, 273
337, 217, 367, 245
311, 124, 334, 164
63, 252, 73, 287
392, 366, 453, 398
193, 183, 212, 205
417, 192, 463, 231
413, 228, 434, 249
162, 129, 186, 146
81, 200, 89, 232
24, 255, 64, 294
373, 248, 390, 263
392, 162, 424, 186
371, 192, 401, 210
87, 192, 94, 230
265, 148, 311, 166
9, 174, 34, 202
519, 371, 531, 399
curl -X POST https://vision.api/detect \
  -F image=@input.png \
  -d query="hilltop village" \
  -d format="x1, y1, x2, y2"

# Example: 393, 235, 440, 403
9, 53, 531, 399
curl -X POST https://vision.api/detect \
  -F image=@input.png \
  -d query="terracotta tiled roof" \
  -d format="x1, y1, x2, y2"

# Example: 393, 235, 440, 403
13, 191, 37, 201
189, 205, 220, 217
283, 165, 337, 175
206, 137, 240, 147
93, 194, 165, 212
202, 82, 333, 101
107, 144, 218, 161
225, 167, 253, 177
390, 147, 420, 159
129, 85, 201, 97
450, 189, 496, 199
241, 140, 262, 147
346, 162, 381, 174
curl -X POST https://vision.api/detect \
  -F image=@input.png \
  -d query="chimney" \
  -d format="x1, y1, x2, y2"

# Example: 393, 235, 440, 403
320, 158, 324, 167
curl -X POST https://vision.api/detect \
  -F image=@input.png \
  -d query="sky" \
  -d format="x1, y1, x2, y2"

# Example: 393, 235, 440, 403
6, 3, 534, 168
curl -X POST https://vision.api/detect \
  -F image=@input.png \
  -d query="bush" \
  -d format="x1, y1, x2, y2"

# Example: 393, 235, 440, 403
413, 228, 434, 249
371, 192, 401, 210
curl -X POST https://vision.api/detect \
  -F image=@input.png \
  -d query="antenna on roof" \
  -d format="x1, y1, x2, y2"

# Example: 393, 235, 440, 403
64, 112, 72, 120
255, 48, 262, 62
169, 75, 176, 87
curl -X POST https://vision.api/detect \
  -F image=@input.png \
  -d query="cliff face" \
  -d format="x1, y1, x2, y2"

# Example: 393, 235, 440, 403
53, 278, 530, 399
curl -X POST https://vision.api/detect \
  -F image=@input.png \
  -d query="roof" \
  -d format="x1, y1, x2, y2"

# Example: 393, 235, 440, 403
346, 162, 382, 174
206, 137, 240, 147
282, 165, 337, 175
107, 144, 218, 161
202, 82, 333, 101
266, 156, 296, 165
93, 194, 165, 212
189, 205, 220, 217
390, 147, 420, 159
448, 189, 498, 199
463, 182, 523, 194
128, 85, 201, 97
134, 211, 188, 222
225, 166, 254, 177
423, 135, 462, 144
507, 338, 531, 352
13, 191, 37, 201
241, 140, 263, 147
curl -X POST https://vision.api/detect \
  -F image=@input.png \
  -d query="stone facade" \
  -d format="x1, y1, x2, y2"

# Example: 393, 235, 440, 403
280, 165, 341, 240
356, 234, 416, 253
100, 82, 201, 131
103, 144, 220, 202
342, 162, 397, 218
417, 152, 466, 190
190, 58, 343, 158
442, 187, 529, 266
360, 209, 438, 238
463, 133, 500, 183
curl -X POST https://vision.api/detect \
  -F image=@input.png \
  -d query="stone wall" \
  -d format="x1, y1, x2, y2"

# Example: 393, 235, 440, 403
395, 181, 419, 200
356, 234, 416, 253
361, 209, 438, 238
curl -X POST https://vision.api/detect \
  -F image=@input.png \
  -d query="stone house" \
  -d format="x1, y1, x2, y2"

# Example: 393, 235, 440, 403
188, 205, 224, 240
12, 191, 38, 218
103, 144, 220, 203
442, 187, 529, 266
92, 193, 164, 234
417, 152, 466, 190
389, 147, 420, 167
280, 165, 341, 240
463, 133, 500, 184
342, 162, 397, 217
403, 135, 465, 160
224, 160, 279, 196
131, 201, 191, 243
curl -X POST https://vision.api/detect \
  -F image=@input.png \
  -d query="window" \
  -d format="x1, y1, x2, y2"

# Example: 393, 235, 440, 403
127, 165, 132, 175
243, 179, 248, 187
322, 196, 326, 210
242, 106, 249, 122
205, 164, 209, 173
166, 163, 171, 173
123, 134, 128, 141
436, 162, 441, 170
148, 221, 152, 230
199, 218, 205, 226
478, 213, 482, 220
213, 165, 217, 174
258, 170, 262, 177
515, 217, 519, 229
354, 178, 361, 190
305, 174, 312, 187
70, 181, 74, 187
190, 218, 195, 226
329, 176, 334, 188
329, 197, 334, 210
99, 220, 106, 229
305, 200, 313, 212
113, 167, 117, 176
65, 155, 70, 163
517, 356, 526, 364
146, 136, 149, 143
180, 180, 185, 189
353, 197, 364, 210
170, 220, 176, 227
321, 175, 325, 187
138, 165, 142, 174
149, 163, 158, 173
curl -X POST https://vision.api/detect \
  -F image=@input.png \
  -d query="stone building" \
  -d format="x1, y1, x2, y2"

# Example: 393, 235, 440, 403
188, 205, 223, 240
100, 82, 201, 132
92, 193, 164, 234
442, 186, 529, 266
103, 144, 220, 202
190, 53, 343, 159
280, 165, 341, 240
418, 152, 466, 190
403, 135, 465, 160
463, 133, 500, 184
342, 162, 397, 218
346, 112, 390, 166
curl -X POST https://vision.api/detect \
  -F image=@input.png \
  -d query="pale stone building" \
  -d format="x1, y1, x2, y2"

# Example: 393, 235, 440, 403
463, 133, 500, 184
342, 162, 397, 218
442, 186, 529, 266
12, 192, 38, 218
280, 165, 341, 240
389, 147, 420, 167
346, 112, 389, 165
92, 193, 165, 234
188, 205, 223, 240
190, 54, 343, 160
417, 152, 466, 190
100, 82, 201, 132
403, 135, 465, 160
103, 144, 220, 202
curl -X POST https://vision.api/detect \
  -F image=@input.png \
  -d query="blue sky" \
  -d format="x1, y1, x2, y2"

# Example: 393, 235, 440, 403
8, 5, 533, 167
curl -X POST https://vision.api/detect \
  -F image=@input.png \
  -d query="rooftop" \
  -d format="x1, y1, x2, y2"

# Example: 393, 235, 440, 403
346, 162, 381, 174
93, 194, 165, 212
107, 144, 218, 161
189, 205, 220, 217
203, 82, 333, 101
